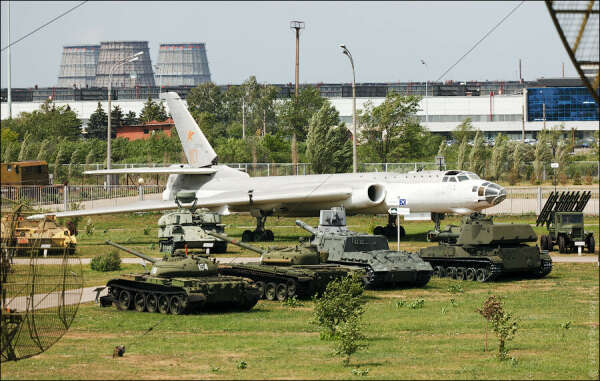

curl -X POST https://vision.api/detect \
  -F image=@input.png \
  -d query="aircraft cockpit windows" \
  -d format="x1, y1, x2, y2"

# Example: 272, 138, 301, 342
488, 183, 502, 190
458, 175, 469, 182
472, 186, 478, 192
442, 176, 449, 182
449, 177, 457, 182
465, 172, 480, 179
481, 182, 490, 187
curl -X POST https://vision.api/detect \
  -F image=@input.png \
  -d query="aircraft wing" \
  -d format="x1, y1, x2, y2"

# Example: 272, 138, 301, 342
28, 186, 352, 219
84, 167, 217, 175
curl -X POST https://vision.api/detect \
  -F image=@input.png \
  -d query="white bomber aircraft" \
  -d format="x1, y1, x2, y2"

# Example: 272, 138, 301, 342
32, 92, 507, 241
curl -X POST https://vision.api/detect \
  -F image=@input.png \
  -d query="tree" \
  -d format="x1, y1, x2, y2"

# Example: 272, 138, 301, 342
139, 97, 168, 123
111, 105, 124, 128
122, 110, 138, 126
477, 295, 518, 360
358, 93, 424, 163
532, 129, 552, 183
187, 82, 226, 122
333, 315, 368, 367
86, 102, 108, 140
487, 133, 508, 181
456, 136, 469, 170
468, 130, 486, 175
452, 118, 476, 143
306, 103, 352, 173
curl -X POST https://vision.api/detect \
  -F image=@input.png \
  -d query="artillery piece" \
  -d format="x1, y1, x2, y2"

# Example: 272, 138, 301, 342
420, 212, 552, 281
158, 191, 227, 254
295, 207, 433, 287
205, 231, 364, 301
98, 240, 261, 314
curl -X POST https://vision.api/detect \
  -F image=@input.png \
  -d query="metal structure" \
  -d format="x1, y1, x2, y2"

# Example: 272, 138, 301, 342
56, 45, 100, 88
546, 0, 599, 105
340, 44, 358, 173
1, 205, 83, 362
94, 41, 155, 88
155, 43, 211, 87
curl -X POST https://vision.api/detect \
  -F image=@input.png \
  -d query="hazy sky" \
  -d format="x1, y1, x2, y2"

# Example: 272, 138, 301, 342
0, 1, 577, 88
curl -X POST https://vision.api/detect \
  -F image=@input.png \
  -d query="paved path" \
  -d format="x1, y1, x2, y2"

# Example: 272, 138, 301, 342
11, 257, 261, 265
550, 255, 599, 263
3, 286, 103, 312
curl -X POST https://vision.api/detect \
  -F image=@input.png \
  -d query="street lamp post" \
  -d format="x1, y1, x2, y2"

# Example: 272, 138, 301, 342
420, 59, 429, 125
340, 44, 357, 173
154, 64, 162, 96
106, 51, 143, 185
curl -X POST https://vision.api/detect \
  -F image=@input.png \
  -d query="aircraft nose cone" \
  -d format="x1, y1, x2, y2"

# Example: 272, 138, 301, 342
492, 184, 506, 205
483, 182, 506, 205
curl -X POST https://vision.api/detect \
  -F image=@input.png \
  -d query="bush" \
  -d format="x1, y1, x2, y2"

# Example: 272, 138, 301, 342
572, 173, 582, 185
90, 250, 121, 272
334, 316, 368, 367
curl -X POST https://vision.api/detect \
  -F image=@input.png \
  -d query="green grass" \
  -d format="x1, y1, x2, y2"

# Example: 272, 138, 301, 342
2, 263, 598, 379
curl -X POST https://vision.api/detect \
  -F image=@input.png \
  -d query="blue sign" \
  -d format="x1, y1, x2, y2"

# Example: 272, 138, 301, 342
398, 198, 407, 206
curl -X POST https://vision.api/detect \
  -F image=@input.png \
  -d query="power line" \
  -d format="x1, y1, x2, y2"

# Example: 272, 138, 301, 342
1, 1, 88, 52
435, 1, 525, 82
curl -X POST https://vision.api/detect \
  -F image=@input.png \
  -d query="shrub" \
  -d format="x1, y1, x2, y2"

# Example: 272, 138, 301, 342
572, 173, 582, 185
143, 226, 151, 235
90, 250, 121, 272
334, 316, 368, 367
84, 217, 95, 236
477, 295, 519, 360
583, 175, 593, 185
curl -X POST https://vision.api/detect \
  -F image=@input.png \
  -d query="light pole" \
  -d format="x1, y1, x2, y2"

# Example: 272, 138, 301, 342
154, 64, 162, 96
340, 44, 357, 173
420, 59, 429, 125
106, 51, 143, 185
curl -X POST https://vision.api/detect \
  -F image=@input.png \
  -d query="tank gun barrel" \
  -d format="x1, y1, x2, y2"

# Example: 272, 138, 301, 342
295, 220, 318, 235
105, 240, 157, 263
205, 231, 266, 255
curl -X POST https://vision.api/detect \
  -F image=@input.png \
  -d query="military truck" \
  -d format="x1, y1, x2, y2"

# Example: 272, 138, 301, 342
295, 207, 433, 287
99, 241, 261, 314
420, 213, 552, 281
158, 191, 227, 254
206, 231, 364, 301
0, 213, 76, 255
536, 191, 595, 254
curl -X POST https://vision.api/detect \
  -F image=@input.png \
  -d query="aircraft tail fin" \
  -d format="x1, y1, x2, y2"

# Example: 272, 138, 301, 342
161, 91, 217, 167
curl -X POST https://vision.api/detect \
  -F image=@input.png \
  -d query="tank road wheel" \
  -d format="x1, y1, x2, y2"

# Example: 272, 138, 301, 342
134, 293, 146, 312
456, 267, 466, 280
170, 295, 186, 315
465, 268, 476, 281
447, 267, 457, 279
373, 226, 384, 236
475, 268, 488, 282
558, 235, 566, 254
286, 280, 297, 298
265, 230, 274, 242
540, 235, 548, 251
117, 290, 132, 310
433, 266, 443, 277
158, 295, 170, 314
275, 283, 288, 301
146, 294, 158, 313
438, 266, 447, 278
586, 236, 595, 254
264, 282, 277, 301
242, 230, 254, 242
254, 281, 265, 299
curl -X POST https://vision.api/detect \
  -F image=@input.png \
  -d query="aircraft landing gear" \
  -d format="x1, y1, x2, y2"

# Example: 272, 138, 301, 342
373, 214, 405, 241
431, 212, 445, 233
242, 212, 274, 242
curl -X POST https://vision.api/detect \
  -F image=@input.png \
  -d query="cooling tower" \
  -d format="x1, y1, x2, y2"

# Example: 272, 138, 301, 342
94, 41, 155, 88
155, 43, 211, 87
56, 45, 99, 88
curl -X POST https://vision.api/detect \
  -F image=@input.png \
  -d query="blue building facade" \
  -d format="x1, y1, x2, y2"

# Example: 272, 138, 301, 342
527, 87, 599, 122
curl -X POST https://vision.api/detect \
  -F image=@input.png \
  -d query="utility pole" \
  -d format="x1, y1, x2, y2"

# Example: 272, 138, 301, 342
543, 103, 546, 131
522, 104, 525, 142
341, 45, 358, 173
7, 0, 12, 119
290, 21, 304, 176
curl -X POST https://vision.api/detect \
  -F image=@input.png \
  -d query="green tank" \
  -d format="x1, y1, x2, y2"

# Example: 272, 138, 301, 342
158, 191, 227, 254
295, 207, 433, 288
420, 213, 552, 282
98, 241, 261, 314
205, 231, 365, 302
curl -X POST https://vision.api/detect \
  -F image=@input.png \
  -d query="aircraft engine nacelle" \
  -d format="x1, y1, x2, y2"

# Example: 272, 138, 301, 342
349, 183, 386, 209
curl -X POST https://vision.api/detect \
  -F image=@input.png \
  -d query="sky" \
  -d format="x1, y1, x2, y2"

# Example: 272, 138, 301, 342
0, 1, 577, 88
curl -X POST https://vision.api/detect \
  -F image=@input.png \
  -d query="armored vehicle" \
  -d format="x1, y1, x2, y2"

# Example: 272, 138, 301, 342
98, 241, 261, 314
295, 207, 433, 287
158, 191, 227, 254
0, 213, 76, 255
536, 191, 595, 254
206, 231, 364, 301
420, 213, 552, 281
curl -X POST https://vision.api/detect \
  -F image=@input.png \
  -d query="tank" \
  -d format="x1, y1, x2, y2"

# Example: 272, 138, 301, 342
205, 231, 365, 302
0, 214, 76, 255
158, 191, 227, 254
295, 207, 433, 288
420, 212, 552, 282
98, 241, 261, 314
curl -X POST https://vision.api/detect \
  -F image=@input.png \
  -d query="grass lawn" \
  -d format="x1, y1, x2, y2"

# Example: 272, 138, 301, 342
2, 263, 598, 380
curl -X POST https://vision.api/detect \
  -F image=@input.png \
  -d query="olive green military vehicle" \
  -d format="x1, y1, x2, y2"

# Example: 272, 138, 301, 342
158, 191, 227, 254
420, 213, 552, 282
0, 213, 76, 255
295, 207, 433, 288
206, 231, 364, 301
536, 191, 595, 254
98, 241, 261, 314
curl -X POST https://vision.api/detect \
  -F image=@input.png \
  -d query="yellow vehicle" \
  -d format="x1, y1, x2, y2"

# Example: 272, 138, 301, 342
0, 214, 76, 255
0, 160, 49, 186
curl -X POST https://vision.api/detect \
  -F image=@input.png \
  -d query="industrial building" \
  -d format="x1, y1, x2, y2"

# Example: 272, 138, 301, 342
56, 45, 100, 88
94, 41, 155, 88
155, 43, 211, 87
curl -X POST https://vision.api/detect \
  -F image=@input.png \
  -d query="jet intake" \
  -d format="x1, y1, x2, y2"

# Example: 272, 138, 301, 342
350, 184, 386, 209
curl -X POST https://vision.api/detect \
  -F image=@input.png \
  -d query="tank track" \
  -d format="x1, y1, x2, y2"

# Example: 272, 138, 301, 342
99, 278, 257, 314
532, 258, 553, 278
423, 258, 502, 282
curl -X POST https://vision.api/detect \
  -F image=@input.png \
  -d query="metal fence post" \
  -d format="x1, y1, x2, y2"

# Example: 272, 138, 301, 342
63, 185, 69, 211
537, 186, 542, 215
139, 185, 144, 201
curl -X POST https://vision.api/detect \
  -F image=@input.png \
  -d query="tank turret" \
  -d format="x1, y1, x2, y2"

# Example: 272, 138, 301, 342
97, 241, 261, 314
420, 212, 552, 282
157, 191, 227, 254
295, 207, 433, 288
